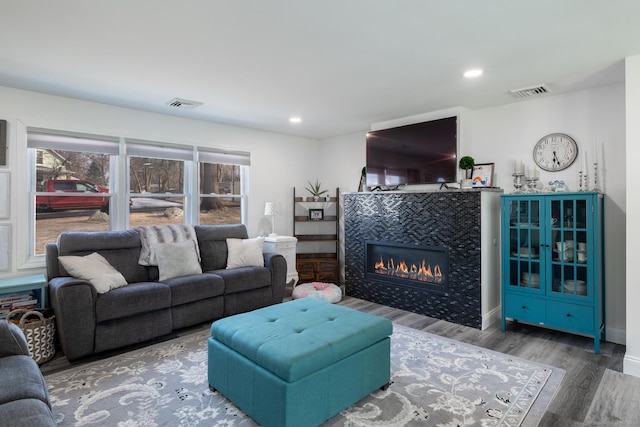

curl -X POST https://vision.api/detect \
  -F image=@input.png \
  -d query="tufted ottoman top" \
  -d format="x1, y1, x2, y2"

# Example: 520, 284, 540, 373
210, 298, 392, 382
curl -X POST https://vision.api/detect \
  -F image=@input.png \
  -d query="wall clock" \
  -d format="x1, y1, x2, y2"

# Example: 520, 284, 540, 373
533, 133, 578, 171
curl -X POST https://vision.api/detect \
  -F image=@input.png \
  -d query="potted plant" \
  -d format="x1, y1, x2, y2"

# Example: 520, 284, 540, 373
459, 156, 475, 188
306, 180, 327, 201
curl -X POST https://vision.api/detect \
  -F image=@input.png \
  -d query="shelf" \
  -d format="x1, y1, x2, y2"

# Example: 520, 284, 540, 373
293, 187, 340, 268
294, 215, 337, 222
297, 252, 337, 259
295, 234, 337, 241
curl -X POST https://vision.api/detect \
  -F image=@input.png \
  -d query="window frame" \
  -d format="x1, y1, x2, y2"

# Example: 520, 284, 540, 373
25, 128, 250, 263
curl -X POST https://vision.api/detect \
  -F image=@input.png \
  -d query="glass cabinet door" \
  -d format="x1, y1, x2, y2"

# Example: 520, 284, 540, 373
549, 197, 590, 298
506, 198, 543, 292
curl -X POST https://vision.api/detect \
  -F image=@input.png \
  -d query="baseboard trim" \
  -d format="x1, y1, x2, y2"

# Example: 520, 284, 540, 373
482, 305, 501, 330
623, 354, 640, 378
606, 326, 626, 345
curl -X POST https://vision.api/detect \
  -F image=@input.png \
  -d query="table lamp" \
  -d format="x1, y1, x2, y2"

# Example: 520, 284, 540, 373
264, 202, 282, 236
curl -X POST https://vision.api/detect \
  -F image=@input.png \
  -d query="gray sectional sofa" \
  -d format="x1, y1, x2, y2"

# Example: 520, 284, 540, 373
45, 224, 287, 361
0, 321, 56, 426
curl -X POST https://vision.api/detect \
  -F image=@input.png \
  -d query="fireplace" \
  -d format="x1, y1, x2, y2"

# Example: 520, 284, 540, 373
343, 190, 501, 329
365, 240, 449, 293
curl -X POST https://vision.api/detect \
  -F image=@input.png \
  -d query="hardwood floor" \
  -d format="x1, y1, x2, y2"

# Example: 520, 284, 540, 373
40, 296, 638, 426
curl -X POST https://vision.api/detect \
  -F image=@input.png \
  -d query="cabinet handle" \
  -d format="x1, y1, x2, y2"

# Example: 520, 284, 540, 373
522, 305, 526, 309
566, 313, 571, 317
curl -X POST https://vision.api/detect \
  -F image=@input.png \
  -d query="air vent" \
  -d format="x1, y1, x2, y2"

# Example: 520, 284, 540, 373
509, 84, 550, 98
165, 97, 203, 110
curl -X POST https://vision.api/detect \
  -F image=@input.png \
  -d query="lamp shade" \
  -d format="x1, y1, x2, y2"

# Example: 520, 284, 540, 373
264, 202, 282, 216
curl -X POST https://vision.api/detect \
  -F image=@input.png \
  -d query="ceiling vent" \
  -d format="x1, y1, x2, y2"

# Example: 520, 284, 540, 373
509, 84, 550, 98
166, 97, 203, 110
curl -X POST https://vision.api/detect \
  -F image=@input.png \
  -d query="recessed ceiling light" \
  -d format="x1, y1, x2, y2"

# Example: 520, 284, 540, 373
463, 69, 483, 78
289, 117, 302, 123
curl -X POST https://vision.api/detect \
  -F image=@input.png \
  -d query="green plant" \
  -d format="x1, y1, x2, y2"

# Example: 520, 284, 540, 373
459, 156, 475, 179
305, 180, 327, 197
459, 156, 475, 171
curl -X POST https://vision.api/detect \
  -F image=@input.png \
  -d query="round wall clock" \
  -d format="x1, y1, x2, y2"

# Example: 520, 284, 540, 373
533, 133, 578, 171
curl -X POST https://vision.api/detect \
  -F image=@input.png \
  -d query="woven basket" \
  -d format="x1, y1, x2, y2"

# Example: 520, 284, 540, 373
7, 309, 56, 365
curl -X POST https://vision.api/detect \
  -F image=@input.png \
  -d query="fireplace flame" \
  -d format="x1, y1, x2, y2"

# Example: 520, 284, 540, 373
373, 254, 444, 285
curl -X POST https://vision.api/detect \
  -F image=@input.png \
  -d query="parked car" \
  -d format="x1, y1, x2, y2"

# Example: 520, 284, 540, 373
36, 179, 110, 212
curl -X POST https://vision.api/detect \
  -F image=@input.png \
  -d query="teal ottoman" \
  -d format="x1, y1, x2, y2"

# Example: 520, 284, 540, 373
208, 298, 392, 427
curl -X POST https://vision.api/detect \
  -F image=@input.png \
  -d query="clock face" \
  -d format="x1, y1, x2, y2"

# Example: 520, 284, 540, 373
533, 133, 578, 172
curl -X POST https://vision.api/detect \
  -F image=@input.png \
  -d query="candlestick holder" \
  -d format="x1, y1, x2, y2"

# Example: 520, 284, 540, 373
578, 171, 583, 192
591, 162, 602, 192
512, 172, 525, 193
582, 170, 589, 192
526, 176, 542, 193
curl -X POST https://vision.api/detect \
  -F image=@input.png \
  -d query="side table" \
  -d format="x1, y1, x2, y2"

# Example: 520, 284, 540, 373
263, 235, 298, 287
0, 274, 48, 319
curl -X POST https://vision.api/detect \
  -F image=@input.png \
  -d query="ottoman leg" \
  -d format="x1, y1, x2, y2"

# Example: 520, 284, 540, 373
380, 382, 390, 391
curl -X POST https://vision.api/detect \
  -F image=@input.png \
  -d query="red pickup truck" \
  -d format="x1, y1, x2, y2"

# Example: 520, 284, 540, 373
36, 179, 110, 212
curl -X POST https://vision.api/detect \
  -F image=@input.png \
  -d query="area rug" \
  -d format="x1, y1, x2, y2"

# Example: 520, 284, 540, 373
46, 324, 563, 426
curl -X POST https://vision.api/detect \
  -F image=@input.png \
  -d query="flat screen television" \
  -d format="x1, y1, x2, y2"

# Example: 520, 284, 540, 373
366, 116, 458, 187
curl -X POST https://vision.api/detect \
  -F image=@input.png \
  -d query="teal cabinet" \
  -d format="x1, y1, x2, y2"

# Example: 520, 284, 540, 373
500, 192, 604, 353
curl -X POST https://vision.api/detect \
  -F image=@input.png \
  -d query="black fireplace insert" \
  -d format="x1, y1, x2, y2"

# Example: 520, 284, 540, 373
365, 240, 449, 294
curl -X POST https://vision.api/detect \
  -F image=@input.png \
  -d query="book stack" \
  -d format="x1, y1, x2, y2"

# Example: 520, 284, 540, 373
0, 291, 39, 319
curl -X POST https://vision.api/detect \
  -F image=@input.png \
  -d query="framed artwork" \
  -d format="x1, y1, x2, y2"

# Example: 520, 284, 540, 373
471, 163, 495, 188
0, 224, 9, 271
0, 172, 8, 219
309, 208, 324, 220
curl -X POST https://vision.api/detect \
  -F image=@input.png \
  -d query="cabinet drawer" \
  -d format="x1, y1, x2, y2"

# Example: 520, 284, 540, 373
296, 261, 316, 273
546, 301, 594, 334
504, 293, 546, 324
318, 261, 337, 272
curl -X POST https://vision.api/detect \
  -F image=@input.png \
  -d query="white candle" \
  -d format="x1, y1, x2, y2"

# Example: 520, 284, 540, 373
514, 160, 524, 174
528, 166, 535, 177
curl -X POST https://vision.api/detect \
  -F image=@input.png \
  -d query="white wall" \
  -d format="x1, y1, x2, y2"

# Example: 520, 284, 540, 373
0, 78, 630, 350
0, 85, 319, 276
319, 83, 627, 344
624, 55, 640, 376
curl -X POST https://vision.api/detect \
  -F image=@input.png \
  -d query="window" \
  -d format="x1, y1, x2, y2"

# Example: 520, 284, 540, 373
198, 148, 249, 226
127, 140, 189, 228
28, 131, 117, 255
27, 129, 250, 258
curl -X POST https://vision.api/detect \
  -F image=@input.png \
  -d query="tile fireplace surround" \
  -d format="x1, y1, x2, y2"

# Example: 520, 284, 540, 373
344, 190, 501, 329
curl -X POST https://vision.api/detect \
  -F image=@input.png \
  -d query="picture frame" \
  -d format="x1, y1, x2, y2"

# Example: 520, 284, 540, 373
0, 171, 8, 219
0, 224, 9, 271
471, 163, 495, 188
309, 208, 324, 220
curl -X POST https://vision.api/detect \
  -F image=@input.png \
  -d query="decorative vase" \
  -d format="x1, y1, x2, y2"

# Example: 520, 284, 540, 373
461, 178, 473, 189
313, 196, 320, 201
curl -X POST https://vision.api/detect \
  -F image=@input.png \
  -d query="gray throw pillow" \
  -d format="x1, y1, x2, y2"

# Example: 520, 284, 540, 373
154, 240, 203, 281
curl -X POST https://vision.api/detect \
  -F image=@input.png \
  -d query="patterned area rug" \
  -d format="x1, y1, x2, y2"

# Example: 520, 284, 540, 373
46, 324, 563, 426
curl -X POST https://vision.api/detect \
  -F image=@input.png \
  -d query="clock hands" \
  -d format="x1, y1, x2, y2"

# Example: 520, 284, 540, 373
552, 151, 560, 167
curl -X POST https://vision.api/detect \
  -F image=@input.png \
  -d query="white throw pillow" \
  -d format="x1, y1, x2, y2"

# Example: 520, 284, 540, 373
154, 240, 203, 281
58, 252, 128, 294
226, 237, 265, 269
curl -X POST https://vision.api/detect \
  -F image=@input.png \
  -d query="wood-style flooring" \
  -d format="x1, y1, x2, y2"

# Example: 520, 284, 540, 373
39, 296, 638, 426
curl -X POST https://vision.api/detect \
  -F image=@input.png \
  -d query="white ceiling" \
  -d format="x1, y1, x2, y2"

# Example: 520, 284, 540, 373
1, 1, 639, 139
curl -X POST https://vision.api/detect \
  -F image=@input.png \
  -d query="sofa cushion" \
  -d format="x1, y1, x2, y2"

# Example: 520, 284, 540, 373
57, 229, 150, 283
195, 224, 249, 271
0, 398, 56, 427
154, 240, 202, 281
226, 237, 265, 269
0, 355, 50, 407
137, 225, 200, 266
211, 266, 272, 294
58, 252, 128, 293
95, 282, 171, 322
162, 273, 225, 306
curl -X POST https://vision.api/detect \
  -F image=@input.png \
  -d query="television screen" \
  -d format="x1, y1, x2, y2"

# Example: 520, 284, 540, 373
366, 116, 458, 187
